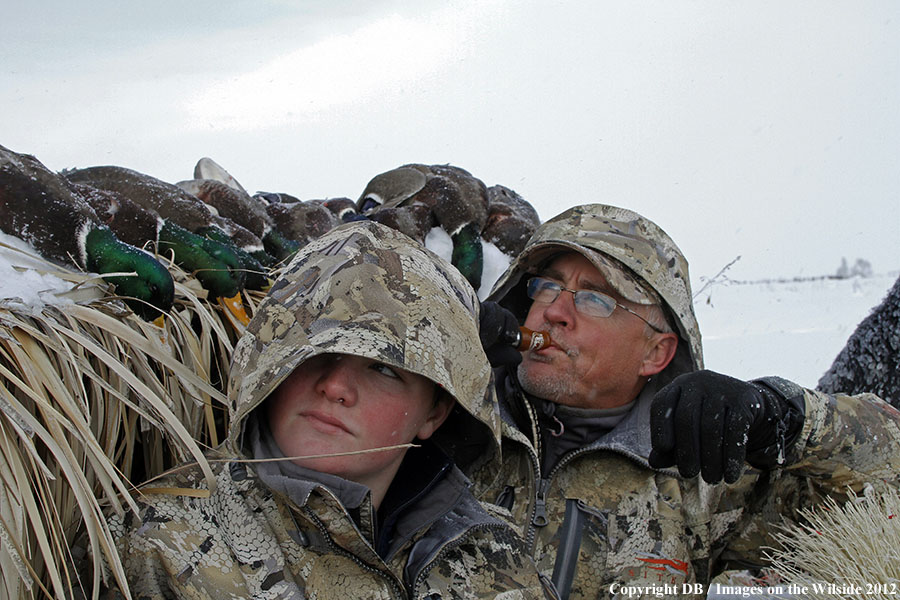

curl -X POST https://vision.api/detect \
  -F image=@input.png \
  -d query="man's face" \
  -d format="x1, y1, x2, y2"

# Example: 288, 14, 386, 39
518, 252, 658, 409
266, 353, 448, 491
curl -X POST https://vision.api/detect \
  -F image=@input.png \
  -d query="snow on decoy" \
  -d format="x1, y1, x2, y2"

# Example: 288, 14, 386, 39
0, 144, 174, 321
356, 163, 489, 290
264, 198, 339, 248
64, 166, 257, 323
482, 184, 541, 257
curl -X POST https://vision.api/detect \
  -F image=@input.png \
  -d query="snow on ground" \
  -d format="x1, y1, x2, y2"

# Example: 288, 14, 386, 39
694, 272, 898, 389
2, 227, 896, 392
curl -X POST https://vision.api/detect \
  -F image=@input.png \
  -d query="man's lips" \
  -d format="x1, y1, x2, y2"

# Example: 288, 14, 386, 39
527, 334, 574, 358
300, 411, 352, 435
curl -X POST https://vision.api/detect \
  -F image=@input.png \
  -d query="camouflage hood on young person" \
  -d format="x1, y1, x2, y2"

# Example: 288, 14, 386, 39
104, 221, 545, 600
228, 219, 499, 471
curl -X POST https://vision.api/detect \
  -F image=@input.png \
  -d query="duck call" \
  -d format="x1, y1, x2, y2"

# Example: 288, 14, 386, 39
515, 326, 553, 351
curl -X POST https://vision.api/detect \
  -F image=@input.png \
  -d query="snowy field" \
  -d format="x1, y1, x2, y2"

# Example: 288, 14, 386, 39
694, 271, 898, 389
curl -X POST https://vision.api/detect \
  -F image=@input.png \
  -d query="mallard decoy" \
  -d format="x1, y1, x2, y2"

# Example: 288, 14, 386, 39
183, 158, 299, 264
73, 183, 161, 249
482, 184, 541, 257
0, 144, 174, 321
177, 179, 269, 245
254, 191, 303, 204
367, 202, 434, 245
321, 197, 363, 223
65, 166, 254, 323
265, 199, 338, 248
421, 165, 488, 290
357, 167, 426, 213
176, 178, 288, 281
71, 178, 258, 299
357, 164, 488, 290
193, 156, 248, 195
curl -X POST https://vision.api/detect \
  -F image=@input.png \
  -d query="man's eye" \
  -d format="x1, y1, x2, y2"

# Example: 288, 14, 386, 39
371, 362, 400, 379
582, 292, 616, 312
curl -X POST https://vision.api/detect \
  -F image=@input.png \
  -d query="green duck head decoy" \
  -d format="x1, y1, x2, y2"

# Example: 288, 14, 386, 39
197, 225, 270, 291
158, 220, 245, 300
176, 179, 271, 246
84, 226, 175, 321
1, 144, 175, 320
261, 228, 301, 263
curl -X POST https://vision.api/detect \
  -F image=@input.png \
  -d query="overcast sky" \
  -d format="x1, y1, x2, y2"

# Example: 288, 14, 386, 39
2, 0, 898, 285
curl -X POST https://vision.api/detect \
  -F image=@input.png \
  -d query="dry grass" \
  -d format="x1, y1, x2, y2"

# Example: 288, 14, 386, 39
0, 246, 261, 599
765, 485, 900, 599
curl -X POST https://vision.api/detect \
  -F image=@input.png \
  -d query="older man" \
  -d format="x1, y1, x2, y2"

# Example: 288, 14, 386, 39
476, 203, 900, 599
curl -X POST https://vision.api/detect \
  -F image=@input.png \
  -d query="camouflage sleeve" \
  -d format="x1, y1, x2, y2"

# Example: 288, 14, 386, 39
107, 492, 259, 600
785, 387, 900, 494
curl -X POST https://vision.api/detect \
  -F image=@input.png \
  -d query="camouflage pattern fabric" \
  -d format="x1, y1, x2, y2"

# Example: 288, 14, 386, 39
478, 376, 900, 599
474, 204, 900, 599
227, 219, 499, 467
107, 221, 545, 599
488, 203, 703, 384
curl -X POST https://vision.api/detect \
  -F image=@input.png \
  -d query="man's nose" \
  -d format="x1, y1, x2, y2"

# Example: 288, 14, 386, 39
542, 288, 577, 328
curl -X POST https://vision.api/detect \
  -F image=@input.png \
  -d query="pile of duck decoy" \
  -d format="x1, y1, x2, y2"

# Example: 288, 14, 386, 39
0, 142, 545, 599
1, 143, 542, 327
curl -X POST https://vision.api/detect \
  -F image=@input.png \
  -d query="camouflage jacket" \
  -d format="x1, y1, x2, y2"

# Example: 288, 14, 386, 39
108, 452, 543, 599
473, 368, 900, 600
107, 221, 545, 599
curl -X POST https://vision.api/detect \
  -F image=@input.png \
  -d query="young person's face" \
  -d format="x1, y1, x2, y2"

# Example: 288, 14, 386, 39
266, 353, 451, 494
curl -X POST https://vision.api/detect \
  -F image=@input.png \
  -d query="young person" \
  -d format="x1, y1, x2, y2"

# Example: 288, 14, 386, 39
108, 221, 545, 599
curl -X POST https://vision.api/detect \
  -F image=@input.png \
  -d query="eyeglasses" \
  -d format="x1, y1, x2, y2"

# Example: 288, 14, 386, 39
526, 277, 667, 334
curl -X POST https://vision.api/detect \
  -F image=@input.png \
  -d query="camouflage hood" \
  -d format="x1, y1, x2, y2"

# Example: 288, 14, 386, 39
488, 204, 703, 380
227, 221, 499, 471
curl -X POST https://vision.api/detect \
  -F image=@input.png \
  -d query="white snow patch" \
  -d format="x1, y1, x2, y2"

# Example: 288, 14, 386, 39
0, 232, 78, 310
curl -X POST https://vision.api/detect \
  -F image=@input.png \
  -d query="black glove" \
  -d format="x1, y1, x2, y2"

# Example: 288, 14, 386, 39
479, 301, 523, 368
648, 370, 803, 484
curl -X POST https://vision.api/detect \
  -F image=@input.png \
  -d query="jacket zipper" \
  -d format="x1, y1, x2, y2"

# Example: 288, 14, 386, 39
302, 506, 407, 598
523, 440, 658, 551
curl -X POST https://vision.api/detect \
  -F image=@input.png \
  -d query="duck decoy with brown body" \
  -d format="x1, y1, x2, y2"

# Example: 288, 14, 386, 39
64, 166, 256, 301
357, 163, 489, 290
175, 178, 289, 278
482, 184, 541, 257
0, 144, 174, 320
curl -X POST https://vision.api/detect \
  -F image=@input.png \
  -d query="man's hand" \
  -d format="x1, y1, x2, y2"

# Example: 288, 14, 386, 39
648, 370, 772, 484
479, 301, 523, 368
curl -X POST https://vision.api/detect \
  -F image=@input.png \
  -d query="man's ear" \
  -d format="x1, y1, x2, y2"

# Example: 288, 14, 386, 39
639, 332, 679, 377
416, 392, 455, 440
